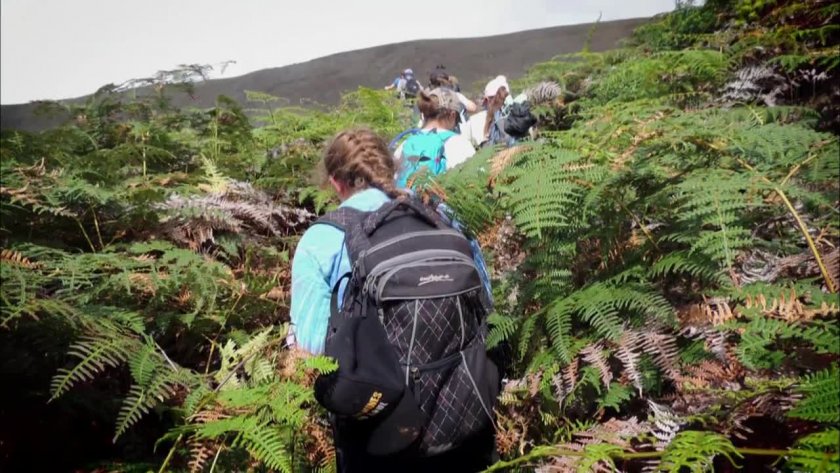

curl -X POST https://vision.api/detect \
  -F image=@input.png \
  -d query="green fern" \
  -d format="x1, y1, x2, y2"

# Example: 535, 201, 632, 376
50, 334, 138, 400
672, 169, 763, 272
786, 429, 840, 473
657, 431, 742, 472
577, 443, 622, 472
597, 382, 634, 412
487, 313, 520, 349
546, 299, 575, 363
788, 367, 840, 423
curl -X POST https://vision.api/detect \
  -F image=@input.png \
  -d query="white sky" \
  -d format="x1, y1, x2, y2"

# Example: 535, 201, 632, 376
1, 0, 675, 104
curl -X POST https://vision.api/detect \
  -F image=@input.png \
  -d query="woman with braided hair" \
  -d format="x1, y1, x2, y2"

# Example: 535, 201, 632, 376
290, 128, 496, 472
291, 128, 402, 354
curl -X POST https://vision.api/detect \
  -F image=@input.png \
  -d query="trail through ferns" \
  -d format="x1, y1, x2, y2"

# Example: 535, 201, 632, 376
1, 1, 838, 471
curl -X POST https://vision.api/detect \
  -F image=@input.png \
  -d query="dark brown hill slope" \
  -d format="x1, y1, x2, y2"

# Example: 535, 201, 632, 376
0, 17, 648, 131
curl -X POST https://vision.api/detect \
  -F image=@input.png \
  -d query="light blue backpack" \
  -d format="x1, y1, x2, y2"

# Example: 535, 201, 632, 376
391, 129, 456, 189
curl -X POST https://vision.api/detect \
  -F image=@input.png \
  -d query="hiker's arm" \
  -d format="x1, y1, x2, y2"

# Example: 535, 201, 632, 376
290, 226, 344, 355
460, 94, 478, 114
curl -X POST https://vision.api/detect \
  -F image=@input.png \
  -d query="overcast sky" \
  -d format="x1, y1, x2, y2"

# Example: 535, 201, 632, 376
1, 0, 675, 104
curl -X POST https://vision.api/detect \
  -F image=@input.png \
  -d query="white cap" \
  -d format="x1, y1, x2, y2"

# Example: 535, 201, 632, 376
484, 75, 510, 98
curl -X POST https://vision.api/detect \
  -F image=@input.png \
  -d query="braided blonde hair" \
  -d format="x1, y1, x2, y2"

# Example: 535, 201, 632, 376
323, 128, 403, 198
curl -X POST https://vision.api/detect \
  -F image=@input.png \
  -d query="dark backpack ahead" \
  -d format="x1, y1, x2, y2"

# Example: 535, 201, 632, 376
315, 197, 499, 456
403, 77, 421, 98
503, 101, 537, 138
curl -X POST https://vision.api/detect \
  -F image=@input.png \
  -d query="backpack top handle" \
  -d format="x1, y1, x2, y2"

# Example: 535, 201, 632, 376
363, 196, 443, 235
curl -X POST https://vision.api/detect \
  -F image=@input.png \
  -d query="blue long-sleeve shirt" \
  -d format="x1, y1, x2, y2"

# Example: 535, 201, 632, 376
290, 188, 390, 354
289, 189, 493, 355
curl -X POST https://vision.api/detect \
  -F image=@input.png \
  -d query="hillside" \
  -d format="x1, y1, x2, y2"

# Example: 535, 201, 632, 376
0, 18, 647, 131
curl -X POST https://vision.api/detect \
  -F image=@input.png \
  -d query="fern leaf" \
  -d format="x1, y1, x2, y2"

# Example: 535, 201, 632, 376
658, 431, 742, 472
188, 437, 217, 473
114, 370, 184, 441
239, 421, 293, 473
617, 330, 644, 395
487, 313, 519, 349
640, 331, 681, 381
788, 367, 840, 423
598, 383, 634, 412
129, 338, 162, 385
50, 335, 136, 400
577, 442, 622, 472
546, 300, 574, 363
580, 342, 613, 388
786, 429, 840, 473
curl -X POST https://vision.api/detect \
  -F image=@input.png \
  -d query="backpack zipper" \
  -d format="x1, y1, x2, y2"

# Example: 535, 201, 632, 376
367, 249, 473, 280
377, 260, 480, 302
405, 299, 420, 385
364, 229, 465, 256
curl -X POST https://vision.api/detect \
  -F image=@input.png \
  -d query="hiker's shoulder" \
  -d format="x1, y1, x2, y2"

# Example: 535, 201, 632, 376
444, 132, 473, 149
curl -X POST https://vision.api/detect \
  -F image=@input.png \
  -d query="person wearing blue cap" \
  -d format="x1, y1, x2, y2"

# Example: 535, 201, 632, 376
385, 68, 421, 99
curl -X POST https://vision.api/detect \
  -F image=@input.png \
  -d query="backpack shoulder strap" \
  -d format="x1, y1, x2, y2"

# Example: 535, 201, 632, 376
428, 129, 456, 163
362, 196, 444, 235
389, 128, 421, 151
315, 207, 364, 232
435, 129, 457, 142
314, 207, 370, 263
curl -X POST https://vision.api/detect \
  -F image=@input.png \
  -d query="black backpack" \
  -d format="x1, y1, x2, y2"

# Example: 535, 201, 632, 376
314, 197, 499, 456
503, 101, 537, 138
404, 77, 421, 98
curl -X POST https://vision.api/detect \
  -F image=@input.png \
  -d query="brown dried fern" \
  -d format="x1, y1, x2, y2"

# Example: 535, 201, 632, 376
0, 249, 41, 269
188, 437, 217, 473
563, 358, 579, 394
580, 342, 613, 388
616, 330, 644, 395
489, 145, 528, 185
640, 332, 681, 382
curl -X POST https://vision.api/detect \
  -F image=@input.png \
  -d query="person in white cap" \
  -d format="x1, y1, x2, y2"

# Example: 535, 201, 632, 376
461, 75, 510, 148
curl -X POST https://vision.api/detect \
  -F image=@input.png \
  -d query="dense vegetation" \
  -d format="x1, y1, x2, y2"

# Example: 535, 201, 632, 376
1, 1, 838, 471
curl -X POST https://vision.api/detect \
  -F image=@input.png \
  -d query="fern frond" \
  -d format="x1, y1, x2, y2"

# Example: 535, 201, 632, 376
640, 331, 681, 381
617, 330, 644, 395
114, 368, 193, 441
546, 299, 574, 363
129, 338, 162, 385
577, 442, 622, 472
188, 437, 217, 473
238, 421, 293, 473
786, 429, 840, 473
649, 400, 683, 448
788, 367, 840, 423
580, 342, 613, 388
0, 248, 41, 269
657, 430, 742, 472
50, 335, 137, 400
598, 383, 634, 412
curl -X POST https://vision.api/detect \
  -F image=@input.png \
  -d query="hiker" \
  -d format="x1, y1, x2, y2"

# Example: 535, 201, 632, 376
429, 69, 477, 113
290, 128, 497, 472
462, 75, 534, 148
392, 87, 476, 188
434, 65, 463, 92
461, 75, 508, 147
385, 68, 421, 99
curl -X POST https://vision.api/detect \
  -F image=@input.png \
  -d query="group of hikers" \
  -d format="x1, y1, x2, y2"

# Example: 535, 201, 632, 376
385, 65, 536, 153
289, 65, 537, 472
